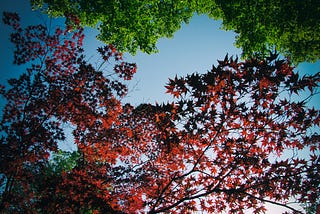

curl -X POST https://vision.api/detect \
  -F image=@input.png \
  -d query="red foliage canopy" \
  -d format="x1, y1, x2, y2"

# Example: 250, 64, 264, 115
0, 12, 319, 213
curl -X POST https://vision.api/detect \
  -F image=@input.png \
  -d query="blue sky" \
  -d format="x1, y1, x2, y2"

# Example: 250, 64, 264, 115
0, 1, 319, 213
121, 15, 240, 105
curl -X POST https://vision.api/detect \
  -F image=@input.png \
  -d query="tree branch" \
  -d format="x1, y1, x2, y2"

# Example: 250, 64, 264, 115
243, 191, 303, 214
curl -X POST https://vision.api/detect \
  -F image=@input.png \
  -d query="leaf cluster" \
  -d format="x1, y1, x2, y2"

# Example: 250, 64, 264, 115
31, 0, 196, 54
212, 0, 320, 63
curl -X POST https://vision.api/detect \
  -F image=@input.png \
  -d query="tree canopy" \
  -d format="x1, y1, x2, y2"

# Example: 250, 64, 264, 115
213, 0, 320, 64
31, 0, 198, 54
31, 0, 320, 63
0, 12, 135, 212
1, 12, 320, 213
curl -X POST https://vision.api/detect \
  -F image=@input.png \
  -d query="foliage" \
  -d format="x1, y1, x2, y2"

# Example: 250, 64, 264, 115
48, 150, 80, 174
0, 12, 135, 213
29, 0, 223, 54
31, 0, 320, 63
157, 54, 320, 212
1, 12, 320, 213
212, 0, 320, 64
302, 199, 320, 214
31, 0, 198, 54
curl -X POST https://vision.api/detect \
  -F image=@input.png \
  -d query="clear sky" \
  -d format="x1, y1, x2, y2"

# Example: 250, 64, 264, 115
0, 1, 319, 213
